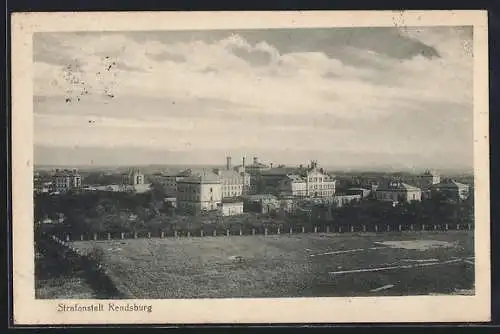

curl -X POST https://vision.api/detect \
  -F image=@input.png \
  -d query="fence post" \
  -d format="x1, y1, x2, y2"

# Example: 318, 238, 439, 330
226, 229, 230, 237
134, 232, 138, 239
161, 231, 165, 238
362, 225, 366, 232
80, 234, 84, 241
187, 231, 191, 237
434, 225, 437, 231
93, 233, 97, 241
386, 225, 390, 232
200, 230, 203, 237
121, 232, 125, 240
148, 232, 151, 238
422, 224, 426, 231
174, 231, 178, 238
240, 228, 243, 236
213, 230, 217, 237
265, 228, 268, 236
410, 224, 414, 231
326, 226, 330, 233
398, 224, 402, 232
314, 226, 318, 233
290, 227, 293, 235
107, 232, 111, 240
252, 228, 256, 236
277, 227, 281, 235
456, 224, 460, 231
339, 226, 342, 233
445, 224, 449, 231
350, 225, 354, 233
66, 234, 70, 242
302, 226, 305, 233
375, 225, 378, 232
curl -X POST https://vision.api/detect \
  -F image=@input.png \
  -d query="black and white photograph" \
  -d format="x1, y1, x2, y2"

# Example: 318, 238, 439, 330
12, 11, 490, 324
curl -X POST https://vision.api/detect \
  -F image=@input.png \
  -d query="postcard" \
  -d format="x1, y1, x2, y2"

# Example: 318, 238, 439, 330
11, 10, 490, 324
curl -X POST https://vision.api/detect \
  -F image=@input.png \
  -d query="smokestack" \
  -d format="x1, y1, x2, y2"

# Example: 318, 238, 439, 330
242, 157, 246, 169
270, 163, 273, 168
226, 156, 232, 170
253, 157, 258, 164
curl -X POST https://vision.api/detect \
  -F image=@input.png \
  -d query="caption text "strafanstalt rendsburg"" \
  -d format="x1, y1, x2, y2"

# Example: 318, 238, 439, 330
57, 303, 153, 313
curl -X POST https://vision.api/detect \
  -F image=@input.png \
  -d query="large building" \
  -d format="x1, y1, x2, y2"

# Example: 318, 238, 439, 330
52, 169, 82, 193
430, 179, 470, 201
416, 170, 441, 188
154, 169, 193, 196
176, 170, 222, 213
213, 156, 251, 198
263, 161, 336, 198
233, 156, 270, 194
375, 181, 422, 203
122, 169, 145, 186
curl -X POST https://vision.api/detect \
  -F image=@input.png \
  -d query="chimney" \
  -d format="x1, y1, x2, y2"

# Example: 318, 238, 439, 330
226, 156, 232, 170
242, 157, 246, 169
270, 163, 274, 168
253, 157, 258, 164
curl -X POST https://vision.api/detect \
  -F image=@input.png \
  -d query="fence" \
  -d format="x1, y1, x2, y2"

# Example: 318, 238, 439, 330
57, 222, 474, 242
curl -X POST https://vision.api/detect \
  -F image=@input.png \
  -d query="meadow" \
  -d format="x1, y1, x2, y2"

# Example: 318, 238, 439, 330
69, 231, 474, 299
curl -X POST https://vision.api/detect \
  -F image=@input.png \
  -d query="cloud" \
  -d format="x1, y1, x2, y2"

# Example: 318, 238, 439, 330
33, 27, 473, 168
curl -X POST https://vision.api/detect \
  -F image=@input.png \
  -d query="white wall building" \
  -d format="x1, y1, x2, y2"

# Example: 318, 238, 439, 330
177, 171, 222, 213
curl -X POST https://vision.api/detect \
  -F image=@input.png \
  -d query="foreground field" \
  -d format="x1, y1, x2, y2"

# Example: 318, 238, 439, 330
70, 231, 474, 298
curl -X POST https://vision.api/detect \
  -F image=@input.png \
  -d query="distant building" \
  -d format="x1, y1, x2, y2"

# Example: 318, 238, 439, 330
52, 169, 82, 193
243, 194, 279, 214
416, 170, 441, 187
213, 156, 251, 198
333, 194, 362, 207
233, 156, 270, 194
277, 174, 308, 197
176, 170, 222, 213
375, 181, 422, 203
122, 169, 145, 186
155, 169, 192, 196
220, 197, 244, 216
346, 187, 371, 199
262, 160, 335, 198
431, 179, 470, 201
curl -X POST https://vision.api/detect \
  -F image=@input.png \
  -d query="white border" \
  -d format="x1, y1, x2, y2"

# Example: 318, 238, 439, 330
11, 10, 490, 324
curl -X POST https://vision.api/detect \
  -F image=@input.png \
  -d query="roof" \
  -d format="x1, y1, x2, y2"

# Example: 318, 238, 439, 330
244, 194, 278, 202
242, 162, 270, 168
53, 169, 80, 177
215, 169, 243, 179
431, 179, 469, 188
261, 167, 300, 176
178, 170, 221, 184
376, 182, 421, 191
285, 174, 306, 183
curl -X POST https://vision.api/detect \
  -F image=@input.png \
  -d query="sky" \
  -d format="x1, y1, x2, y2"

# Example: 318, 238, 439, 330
33, 26, 474, 170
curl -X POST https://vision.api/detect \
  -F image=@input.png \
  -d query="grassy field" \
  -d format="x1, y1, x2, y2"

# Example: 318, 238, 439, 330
69, 231, 474, 299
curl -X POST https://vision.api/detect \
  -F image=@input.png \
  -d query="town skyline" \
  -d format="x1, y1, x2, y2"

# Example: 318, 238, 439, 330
34, 26, 473, 170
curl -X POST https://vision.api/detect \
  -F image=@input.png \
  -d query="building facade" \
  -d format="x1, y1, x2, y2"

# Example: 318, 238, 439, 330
221, 199, 244, 216
431, 179, 470, 201
176, 171, 222, 213
52, 169, 82, 193
122, 169, 145, 186
375, 181, 422, 203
